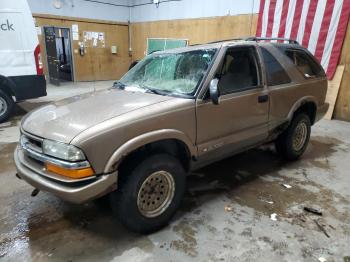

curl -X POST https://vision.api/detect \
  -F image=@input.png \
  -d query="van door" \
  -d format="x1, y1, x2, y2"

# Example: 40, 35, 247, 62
44, 27, 60, 86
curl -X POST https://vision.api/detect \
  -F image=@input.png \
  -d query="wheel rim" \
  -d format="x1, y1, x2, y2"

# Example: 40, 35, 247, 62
137, 170, 175, 218
292, 121, 308, 151
0, 97, 7, 117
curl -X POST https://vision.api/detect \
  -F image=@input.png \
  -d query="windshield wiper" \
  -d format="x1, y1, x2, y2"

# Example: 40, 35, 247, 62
113, 81, 126, 89
141, 85, 193, 98
140, 85, 168, 96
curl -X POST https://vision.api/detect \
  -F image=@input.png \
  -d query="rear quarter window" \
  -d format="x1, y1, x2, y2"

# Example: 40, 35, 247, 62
260, 47, 291, 86
281, 48, 325, 78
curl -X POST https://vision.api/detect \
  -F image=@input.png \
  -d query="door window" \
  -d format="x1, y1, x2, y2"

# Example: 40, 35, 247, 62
218, 47, 260, 94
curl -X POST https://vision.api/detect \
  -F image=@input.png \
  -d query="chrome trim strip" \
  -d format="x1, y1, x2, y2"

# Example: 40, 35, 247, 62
21, 128, 44, 142
21, 135, 43, 153
20, 138, 91, 170
18, 149, 97, 183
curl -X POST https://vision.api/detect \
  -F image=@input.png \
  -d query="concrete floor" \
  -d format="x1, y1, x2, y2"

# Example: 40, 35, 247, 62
1, 82, 350, 261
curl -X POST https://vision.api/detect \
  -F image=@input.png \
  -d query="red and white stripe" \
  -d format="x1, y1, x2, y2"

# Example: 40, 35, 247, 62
256, 0, 350, 79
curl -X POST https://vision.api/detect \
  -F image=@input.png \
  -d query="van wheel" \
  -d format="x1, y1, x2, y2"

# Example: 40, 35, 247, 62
110, 154, 186, 234
0, 90, 14, 123
275, 113, 311, 160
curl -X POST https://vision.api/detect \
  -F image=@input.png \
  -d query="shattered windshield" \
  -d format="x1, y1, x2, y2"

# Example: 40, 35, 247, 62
118, 49, 217, 97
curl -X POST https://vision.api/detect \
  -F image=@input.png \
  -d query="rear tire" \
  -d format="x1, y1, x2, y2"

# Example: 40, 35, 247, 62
110, 154, 186, 234
275, 113, 311, 160
0, 89, 14, 123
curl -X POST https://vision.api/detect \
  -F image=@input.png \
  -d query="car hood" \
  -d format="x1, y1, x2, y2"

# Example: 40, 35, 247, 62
21, 88, 174, 143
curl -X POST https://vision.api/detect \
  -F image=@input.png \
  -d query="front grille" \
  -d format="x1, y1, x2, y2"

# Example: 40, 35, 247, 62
22, 135, 42, 153
20, 133, 44, 163
29, 137, 42, 151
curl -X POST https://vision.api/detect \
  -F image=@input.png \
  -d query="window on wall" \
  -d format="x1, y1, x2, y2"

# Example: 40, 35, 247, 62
147, 38, 188, 55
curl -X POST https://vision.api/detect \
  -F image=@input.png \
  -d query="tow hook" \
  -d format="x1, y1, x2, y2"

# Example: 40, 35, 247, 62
31, 188, 40, 197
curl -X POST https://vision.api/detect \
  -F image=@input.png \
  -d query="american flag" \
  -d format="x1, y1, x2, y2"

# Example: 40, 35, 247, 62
256, 0, 350, 79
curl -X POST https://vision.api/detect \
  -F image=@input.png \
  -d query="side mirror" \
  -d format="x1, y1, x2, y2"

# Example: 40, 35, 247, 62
209, 78, 220, 105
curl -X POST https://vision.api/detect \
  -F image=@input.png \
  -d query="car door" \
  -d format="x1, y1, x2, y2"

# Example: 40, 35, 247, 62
195, 45, 269, 163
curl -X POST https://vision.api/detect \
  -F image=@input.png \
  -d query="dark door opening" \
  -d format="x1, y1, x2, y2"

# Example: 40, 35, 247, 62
44, 27, 74, 86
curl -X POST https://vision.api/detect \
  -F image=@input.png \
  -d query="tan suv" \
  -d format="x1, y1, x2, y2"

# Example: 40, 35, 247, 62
15, 37, 329, 233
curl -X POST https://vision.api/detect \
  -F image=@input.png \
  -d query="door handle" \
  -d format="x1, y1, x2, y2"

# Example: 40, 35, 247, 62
258, 94, 269, 103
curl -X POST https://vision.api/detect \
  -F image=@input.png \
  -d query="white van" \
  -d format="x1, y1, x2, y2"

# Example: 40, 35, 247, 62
0, 0, 46, 122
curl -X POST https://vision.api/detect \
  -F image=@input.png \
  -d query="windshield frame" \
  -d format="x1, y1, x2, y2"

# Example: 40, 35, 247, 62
118, 47, 220, 99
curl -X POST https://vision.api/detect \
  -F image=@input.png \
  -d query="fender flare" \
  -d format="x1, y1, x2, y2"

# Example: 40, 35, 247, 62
287, 96, 317, 122
104, 129, 197, 173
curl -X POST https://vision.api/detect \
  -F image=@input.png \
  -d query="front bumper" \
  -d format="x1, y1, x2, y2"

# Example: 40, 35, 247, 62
315, 102, 330, 122
14, 146, 117, 203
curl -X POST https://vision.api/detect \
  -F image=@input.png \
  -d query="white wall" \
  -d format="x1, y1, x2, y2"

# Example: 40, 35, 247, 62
27, 0, 260, 23
130, 0, 259, 23
27, 0, 130, 22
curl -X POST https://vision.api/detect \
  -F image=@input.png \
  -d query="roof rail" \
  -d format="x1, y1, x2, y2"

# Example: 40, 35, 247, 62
245, 37, 300, 45
206, 38, 245, 44
189, 37, 300, 46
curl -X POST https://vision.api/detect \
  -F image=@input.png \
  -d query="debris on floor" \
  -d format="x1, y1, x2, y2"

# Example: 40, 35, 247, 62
260, 199, 274, 204
296, 213, 308, 223
314, 219, 331, 238
270, 213, 278, 221
281, 183, 292, 189
224, 206, 233, 212
343, 256, 350, 262
304, 207, 323, 216
318, 257, 327, 262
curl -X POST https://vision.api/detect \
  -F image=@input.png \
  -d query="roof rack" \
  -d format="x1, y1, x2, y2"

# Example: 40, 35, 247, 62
245, 37, 299, 44
190, 37, 300, 46
206, 38, 245, 44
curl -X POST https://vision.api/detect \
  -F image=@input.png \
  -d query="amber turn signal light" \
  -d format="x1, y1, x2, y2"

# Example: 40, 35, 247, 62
46, 163, 94, 179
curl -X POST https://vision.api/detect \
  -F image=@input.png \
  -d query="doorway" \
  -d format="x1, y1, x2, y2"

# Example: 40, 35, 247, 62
44, 27, 74, 86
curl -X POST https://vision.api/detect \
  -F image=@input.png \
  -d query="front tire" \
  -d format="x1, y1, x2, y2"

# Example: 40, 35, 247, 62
275, 113, 311, 160
0, 90, 14, 123
110, 154, 186, 234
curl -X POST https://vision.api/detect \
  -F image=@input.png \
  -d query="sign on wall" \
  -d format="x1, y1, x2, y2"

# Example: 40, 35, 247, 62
83, 31, 105, 48
72, 24, 79, 40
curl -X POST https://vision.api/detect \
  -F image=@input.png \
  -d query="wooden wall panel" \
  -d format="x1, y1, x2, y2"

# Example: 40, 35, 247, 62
130, 14, 258, 60
334, 21, 350, 121
325, 66, 344, 120
34, 15, 131, 82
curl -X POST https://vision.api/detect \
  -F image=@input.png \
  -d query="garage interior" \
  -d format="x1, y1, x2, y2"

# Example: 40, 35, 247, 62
1, 0, 350, 261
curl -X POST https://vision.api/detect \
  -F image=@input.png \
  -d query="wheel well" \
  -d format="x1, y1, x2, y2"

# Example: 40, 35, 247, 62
117, 139, 192, 175
294, 102, 317, 125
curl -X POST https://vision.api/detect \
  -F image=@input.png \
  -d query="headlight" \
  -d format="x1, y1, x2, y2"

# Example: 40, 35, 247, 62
43, 140, 86, 161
